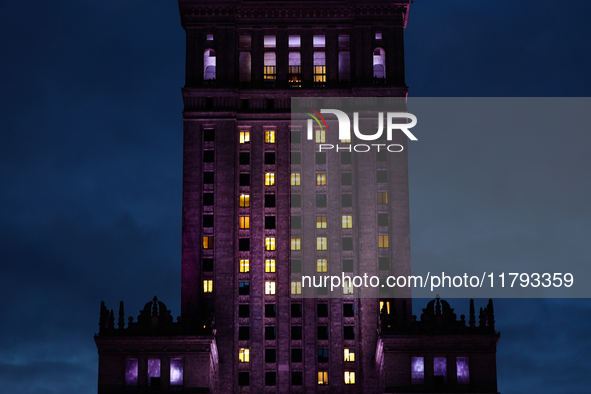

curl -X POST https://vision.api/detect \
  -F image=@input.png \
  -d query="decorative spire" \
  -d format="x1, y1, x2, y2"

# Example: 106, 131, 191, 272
118, 301, 125, 329
152, 296, 159, 317
469, 299, 476, 328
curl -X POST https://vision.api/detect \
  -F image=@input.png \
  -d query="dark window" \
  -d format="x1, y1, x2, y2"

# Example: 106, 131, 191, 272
265, 349, 276, 363
204, 172, 214, 184
265, 372, 276, 386
203, 258, 213, 271
292, 371, 303, 386
317, 286, 328, 296
291, 194, 301, 207
317, 326, 329, 340
378, 213, 389, 226
203, 215, 214, 227
342, 194, 352, 207
238, 372, 249, 386
238, 304, 250, 317
318, 349, 329, 363
376, 150, 387, 162
291, 259, 301, 273
379, 257, 390, 270
291, 216, 301, 229
341, 172, 352, 185
317, 303, 328, 317
239, 173, 250, 186
343, 259, 354, 272
316, 194, 327, 207
342, 237, 353, 251
265, 326, 276, 340
239, 152, 250, 165
265, 152, 275, 165
204, 150, 214, 163
204, 129, 215, 141
291, 304, 302, 318
377, 170, 388, 183
316, 152, 326, 164
265, 304, 276, 318
291, 326, 302, 340
341, 152, 352, 164
265, 194, 276, 207
239, 238, 250, 251
291, 131, 301, 143
291, 152, 301, 164
203, 193, 214, 206
344, 326, 355, 339
265, 216, 276, 229
239, 283, 250, 296
239, 326, 250, 340
380, 280, 389, 293
343, 303, 354, 317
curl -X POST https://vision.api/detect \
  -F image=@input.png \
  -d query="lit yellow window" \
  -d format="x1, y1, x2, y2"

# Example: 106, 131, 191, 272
380, 301, 391, 314
239, 194, 250, 207
291, 281, 302, 295
265, 259, 276, 273
239, 348, 250, 363
340, 137, 351, 143
203, 280, 213, 293
317, 259, 327, 272
265, 130, 276, 143
240, 259, 250, 273
318, 371, 328, 385
377, 191, 388, 204
291, 173, 301, 186
265, 237, 276, 251
203, 236, 213, 249
344, 349, 355, 362
343, 280, 354, 295
316, 216, 327, 229
315, 130, 326, 143
239, 216, 250, 229
378, 235, 389, 248
291, 238, 301, 251
342, 215, 352, 228
344, 371, 356, 385
265, 172, 275, 186
316, 173, 326, 185
265, 281, 276, 295
240, 131, 250, 144
317, 237, 327, 251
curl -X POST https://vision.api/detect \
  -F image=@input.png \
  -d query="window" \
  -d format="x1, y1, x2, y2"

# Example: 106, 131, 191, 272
240, 131, 250, 143
342, 194, 352, 207
239, 348, 250, 363
265, 194, 276, 207
313, 52, 326, 86
341, 152, 352, 164
375, 32, 382, 40
239, 152, 250, 165
239, 194, 250, 207
379, 257, 390, 270
316, 152, 326, 164
264, 52, 276, 81
204, 172, 214, 184
379, 235, 389, 248
204, 49, 216, 80
239, 238, 250, 251
377, 170, 388, 183
288, 52, 302, 87
317, 326, 329, 339
239, 174, 250, 186
203, 258, 213, 271
340, 137, 351, 143
264, 35, 276, 48
380, 301, 391, 314
339, 52, 351, 81
203, 214, 214, 227
316, 216, 327, 228
317, 303, 328, 317
265, 152, 275, 165
373, 48, 386, 79
344, 348, 355, 362
344, 326, 355, 339
291, 152, 301, 164
239, 52, 251, 83
265, 281, 276, 295
342, 215, 352, 228
377, 149, 387, 162
206, 33, 214, 41
203, 236, 213, 249
456, 357, 470, 385
265, 304, 276, 317
316, 194, 327, 207
315, 130, 326, 143
291, 194, 301, 207
239, 304, 249, 317
342, 237, 353, 251
291, 173, 301, 186
265, 216, 276, 229
339, 35, 350, 47
265, 130, 275, 143
291, 130, 301, 143
316, 173, 326, 185
239, 35, 251, 48
265, 372, 276, 386
203, 280, 213, 293
204, 129, 215, 141
317, 237, 327, 250
434, 357, 447, 384
343, 280, 354, 295
289, 35, 301, 47
291, 281, 302, 294
378, 213, 389, 226
344, 371, 356, 385
291, 303, 302, 317
377, 192, 388, 204
343, 303, 354, 317
292, 348, 303, 363
170, 358, 184, 386
292, 326, 302, 340
318, 371, 329, 385
239, 282, 250, 296
265, 259, 276, 273
317, 259, 327, 273
238, 372, 249, 386
291, 216, 301, 229
266, 349, 276, 363
125, 359, 138, 386
341, 172, 352, 185
203, 193, 214, 205
292, 371, 303, 386
342, 259, 353, 272
291, 259, 301, 273
313, 35, 326, 47
265, 173, 275, 186
203, 150, 214, 163
291, 238, 301, 251
239, 326, 250, 340
318, 348, 329, 362
147, 358, 161, 386
239, 216, 250, 229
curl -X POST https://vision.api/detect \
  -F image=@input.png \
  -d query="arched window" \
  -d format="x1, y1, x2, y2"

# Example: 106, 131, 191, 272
373, 48, 386, 79
204, 49, 216, 81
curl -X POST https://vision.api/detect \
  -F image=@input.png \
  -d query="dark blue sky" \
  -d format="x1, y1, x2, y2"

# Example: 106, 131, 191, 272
1, 1, 590, 393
